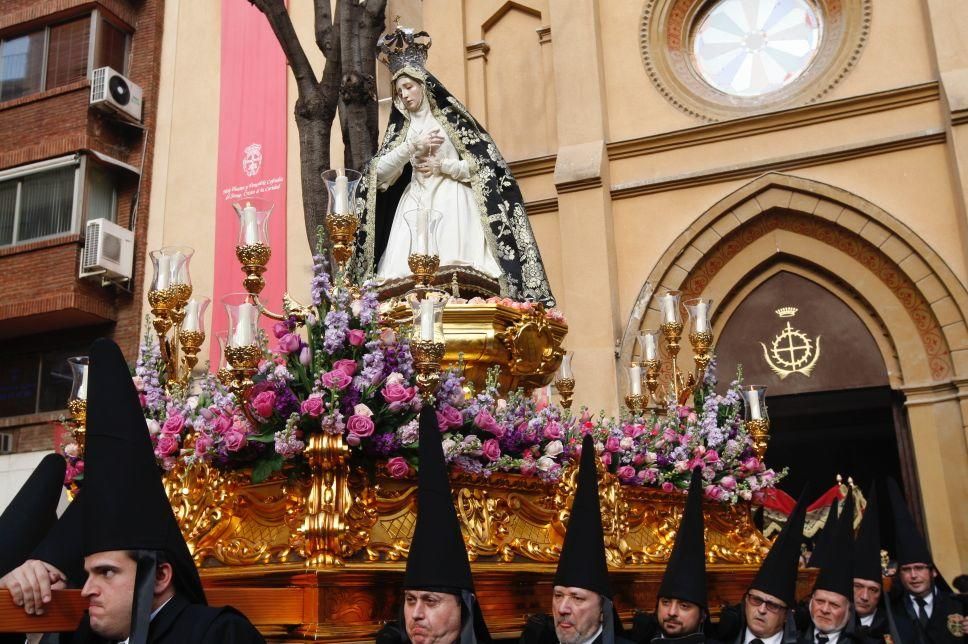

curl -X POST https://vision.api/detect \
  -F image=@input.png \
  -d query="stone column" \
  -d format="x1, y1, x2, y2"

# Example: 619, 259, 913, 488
536, 26, 557, 151
548, 0, 621, 414
464, 41, 490, 127
903, 383, 968, 575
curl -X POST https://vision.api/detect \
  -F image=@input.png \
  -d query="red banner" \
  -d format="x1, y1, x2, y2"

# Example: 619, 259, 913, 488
211, 0, 288, 366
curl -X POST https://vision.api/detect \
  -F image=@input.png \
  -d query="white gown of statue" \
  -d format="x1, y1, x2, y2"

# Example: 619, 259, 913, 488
375, 96, 502, 280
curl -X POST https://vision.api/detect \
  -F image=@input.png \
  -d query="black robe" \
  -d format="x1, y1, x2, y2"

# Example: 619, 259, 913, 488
70, 594, 264, 643
795, 623, 876, 644
853, 607, 889, 642
889, 587, 964, 644
629, 611, 723, 644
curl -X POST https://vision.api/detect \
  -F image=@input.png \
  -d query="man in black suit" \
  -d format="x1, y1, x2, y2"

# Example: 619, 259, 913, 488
885, 480, 965, 644
68, 338, 264, 644
851, 487, 887, 641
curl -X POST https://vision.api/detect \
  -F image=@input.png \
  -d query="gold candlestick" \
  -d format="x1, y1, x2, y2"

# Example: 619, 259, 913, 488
410, 339, 445, 399
325, 212, 359, 277
660, 321, 695, 405
236, 243, 272, 295
555, 377, 575, 410
408, 253, 440, 289
225, 344, 261, 397
625, 393, 648, 415
689, 330, 714, 378
178, 329, 205, 382
746, 418, 770, 460
643, 359, 661, 406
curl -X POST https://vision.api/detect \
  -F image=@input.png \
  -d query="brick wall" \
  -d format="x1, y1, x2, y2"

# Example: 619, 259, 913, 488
0, 0, 163, 452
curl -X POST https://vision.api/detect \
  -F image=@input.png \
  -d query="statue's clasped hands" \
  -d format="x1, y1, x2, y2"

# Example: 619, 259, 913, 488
412, 129, 445, 177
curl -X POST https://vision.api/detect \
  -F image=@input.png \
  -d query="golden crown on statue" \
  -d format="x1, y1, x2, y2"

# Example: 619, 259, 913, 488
377, 26, 432, 73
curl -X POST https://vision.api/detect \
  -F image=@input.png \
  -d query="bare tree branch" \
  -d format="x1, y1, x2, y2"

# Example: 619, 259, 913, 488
249, 0, 320, 91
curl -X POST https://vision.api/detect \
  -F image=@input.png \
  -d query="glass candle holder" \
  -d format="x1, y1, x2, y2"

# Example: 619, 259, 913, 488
405, 208, 442, 257
743, 385, 768, 421
321, 168, 363, 215
223, 293, 260, 347
68, 356, 89, 401
216, 331, 229, 370
232, 198, 274, 246
182, 296, 210, 333
558, 351, 574, 380
637, 330, 660, 361
657, 290, 682, 325
406, 289, 449, 343
684, 298, 714, 334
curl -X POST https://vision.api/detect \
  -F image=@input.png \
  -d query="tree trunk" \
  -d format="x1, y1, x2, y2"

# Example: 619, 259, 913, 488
249, 0, 386, 250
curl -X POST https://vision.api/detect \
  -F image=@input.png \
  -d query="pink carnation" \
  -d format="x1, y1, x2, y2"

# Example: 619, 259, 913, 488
321, 369, 353, 390
387, 456, 410, 479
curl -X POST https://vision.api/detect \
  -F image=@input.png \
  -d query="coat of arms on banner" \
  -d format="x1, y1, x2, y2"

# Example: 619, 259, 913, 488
760, 306, 821, 379
242, 143, 263, 177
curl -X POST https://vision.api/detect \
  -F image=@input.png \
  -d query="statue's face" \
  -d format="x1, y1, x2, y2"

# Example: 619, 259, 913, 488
395, 75, 424, 112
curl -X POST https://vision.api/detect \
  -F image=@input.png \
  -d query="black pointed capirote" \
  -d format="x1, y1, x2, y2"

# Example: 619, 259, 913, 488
812, 488, 855, 599
807, 500, 838, 569
750, 487, 809, 608
81, 338, 206, 644
886, 478, 933, 566
853, 485, 882, 584
0, 453, 65, 577
554, 433, 612, 598
657, 467, 707, 608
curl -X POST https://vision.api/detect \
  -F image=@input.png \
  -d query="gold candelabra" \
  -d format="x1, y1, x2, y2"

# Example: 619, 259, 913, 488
746, 418, 770, 460
178, 329, 205, 383
236, 243, 272, 296
555, 377, 575, 410
624, 393, 648, 415
410, 339, 445, 399
408, 253, 440, 289
325, 212, 359, 278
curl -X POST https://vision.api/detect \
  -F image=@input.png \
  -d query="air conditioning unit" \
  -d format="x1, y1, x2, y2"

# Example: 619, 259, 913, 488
80, 218, 134, 281
0, 432, 12, 454
90, 67, 143, 123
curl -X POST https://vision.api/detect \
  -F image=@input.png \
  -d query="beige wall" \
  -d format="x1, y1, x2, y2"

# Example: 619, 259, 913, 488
150, 1, 968, 572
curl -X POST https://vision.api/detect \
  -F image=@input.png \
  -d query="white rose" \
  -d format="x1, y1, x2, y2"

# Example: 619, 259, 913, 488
739, 489, 752, 501
620, 437, 634, 450
544, 440, 563, 457
537, 456, 556, 472
441, 439, 456, 455
147, 419, 161, 435
385, 371, 405, 386
64, 443, 79, 458
353, 403, 373, 418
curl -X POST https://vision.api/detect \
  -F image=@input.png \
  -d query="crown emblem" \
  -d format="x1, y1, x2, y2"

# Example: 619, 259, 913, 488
775, 306, 798, 318
377, 26, 432, 74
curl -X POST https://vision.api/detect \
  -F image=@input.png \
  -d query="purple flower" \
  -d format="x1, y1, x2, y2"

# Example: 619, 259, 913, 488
323, 310, 349, 353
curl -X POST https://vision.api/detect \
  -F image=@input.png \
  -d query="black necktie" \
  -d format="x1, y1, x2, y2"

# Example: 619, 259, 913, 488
817, 634, 829, 644
750, 639, 765, 644
914, 596, 929, 628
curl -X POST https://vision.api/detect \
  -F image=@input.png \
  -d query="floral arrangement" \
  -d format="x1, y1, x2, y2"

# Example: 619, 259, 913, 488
58, 256, 782, 503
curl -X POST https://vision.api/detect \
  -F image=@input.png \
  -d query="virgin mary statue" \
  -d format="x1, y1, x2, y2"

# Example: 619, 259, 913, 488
354, 27, 556, 307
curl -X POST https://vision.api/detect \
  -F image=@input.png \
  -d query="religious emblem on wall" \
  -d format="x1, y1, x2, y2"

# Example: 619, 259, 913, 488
760, 307, 821, 379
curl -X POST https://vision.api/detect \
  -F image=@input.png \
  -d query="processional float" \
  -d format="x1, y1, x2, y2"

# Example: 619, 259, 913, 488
57, 169, 806, 641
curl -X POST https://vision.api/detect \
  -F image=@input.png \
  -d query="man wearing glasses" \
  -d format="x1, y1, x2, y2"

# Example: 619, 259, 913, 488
730, 491, 807, 644
885, 480, 964, 644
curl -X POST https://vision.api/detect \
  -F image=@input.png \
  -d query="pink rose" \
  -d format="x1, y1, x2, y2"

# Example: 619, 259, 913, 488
387, 456, 410, 479
704, 450, 720, 464
605, 436, 621, 453
223, 430, 247, 452
301, 396, 324, 417
278, 333, 301, 353
346, 414, 375, 438
617, 466, 636, 482
321, 369, 353, 390
436, 405, 464, 431
474, 409, 503, 436
542, 421, 562, 440
600, 452, 612, 467
273, 321, 290, 338
347, 329, 366, 346
252, 390, 277, 418
661, 481, 675, 493
520, 457, 537, 476
482, 438, 502, 462
213, 413, 233, 435
705, 485, 726, 501
161, 414, 185, 435
333, 359, 358, 377
194, 433, 213, 456
155, 433, 179, 457
719, 475, 737, 490
742, 457, 762, 472
382, 382, 417, 411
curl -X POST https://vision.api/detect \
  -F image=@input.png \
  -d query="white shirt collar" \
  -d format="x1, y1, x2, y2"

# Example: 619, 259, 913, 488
744, 627, 784, 644
860, 612, 875, 626
580, 625, 604, 644
117, 595, 175, 644
816, 629, 841, 644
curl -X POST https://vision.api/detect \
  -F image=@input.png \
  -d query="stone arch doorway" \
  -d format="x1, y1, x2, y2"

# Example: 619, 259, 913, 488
624, 173, 968, 575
